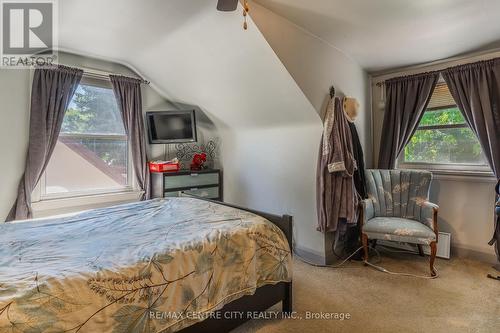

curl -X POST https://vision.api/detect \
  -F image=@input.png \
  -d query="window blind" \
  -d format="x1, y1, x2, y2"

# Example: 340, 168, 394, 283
427, 82, 456, 109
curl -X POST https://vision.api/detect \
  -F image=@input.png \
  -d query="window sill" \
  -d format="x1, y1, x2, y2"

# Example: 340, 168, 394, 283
397, 165, 496, 183
32, 190, 144, 218
432, 171, 496, 183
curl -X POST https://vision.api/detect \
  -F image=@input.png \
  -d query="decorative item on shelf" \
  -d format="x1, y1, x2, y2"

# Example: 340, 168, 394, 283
175, 138, 219, 170
148, 158, 180, 173
190, 153, 207, 170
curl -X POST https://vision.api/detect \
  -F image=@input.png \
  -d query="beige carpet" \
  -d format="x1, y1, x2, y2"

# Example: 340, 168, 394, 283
233, 250, 500, 333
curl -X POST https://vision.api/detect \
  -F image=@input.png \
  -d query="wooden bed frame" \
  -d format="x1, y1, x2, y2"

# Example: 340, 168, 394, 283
178, 197, 293, 333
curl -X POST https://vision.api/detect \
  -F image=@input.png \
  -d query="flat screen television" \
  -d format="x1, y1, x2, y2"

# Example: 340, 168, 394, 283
146, 110, 197, 144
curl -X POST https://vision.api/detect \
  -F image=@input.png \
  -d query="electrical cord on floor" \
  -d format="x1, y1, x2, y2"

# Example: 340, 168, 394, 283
363, 260, 439, 279
293, 246, 362, 268
293, 243, 440, 279
364, 244, 440, 279
293, 245, 381, 268
330, 237, 345, 260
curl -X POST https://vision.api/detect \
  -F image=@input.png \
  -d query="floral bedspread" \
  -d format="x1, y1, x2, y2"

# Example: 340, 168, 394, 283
0, 198, 292, 333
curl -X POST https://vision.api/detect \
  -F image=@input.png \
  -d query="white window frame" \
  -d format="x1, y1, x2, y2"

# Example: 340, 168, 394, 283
397, 106, 493, 176
33, 74, 137, 203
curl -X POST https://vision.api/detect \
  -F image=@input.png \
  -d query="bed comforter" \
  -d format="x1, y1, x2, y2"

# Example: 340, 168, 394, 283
0, 198, 292, 333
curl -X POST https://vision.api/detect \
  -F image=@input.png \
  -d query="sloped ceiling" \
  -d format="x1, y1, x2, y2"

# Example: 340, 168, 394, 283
255, 0, 500, 72
59, 0, 318, 129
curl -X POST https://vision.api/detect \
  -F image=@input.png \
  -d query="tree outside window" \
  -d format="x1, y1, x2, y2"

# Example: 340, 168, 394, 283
401, 82, 490, 172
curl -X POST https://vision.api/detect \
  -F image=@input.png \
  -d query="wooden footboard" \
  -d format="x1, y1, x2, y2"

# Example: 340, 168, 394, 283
178, 197, 293, 333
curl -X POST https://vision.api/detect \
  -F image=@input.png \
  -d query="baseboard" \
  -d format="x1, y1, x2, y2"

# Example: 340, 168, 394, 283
451, 246, 498, 265
294, 246, 329, 265
296, 242, 498, 267
378, 241, 497, 265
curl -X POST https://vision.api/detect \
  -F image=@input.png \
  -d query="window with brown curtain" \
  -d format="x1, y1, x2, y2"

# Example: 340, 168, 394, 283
398, 80, 491, 172
41, 76, 132, 199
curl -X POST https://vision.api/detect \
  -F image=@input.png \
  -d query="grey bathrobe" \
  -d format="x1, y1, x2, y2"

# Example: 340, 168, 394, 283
317, 97, 358, 233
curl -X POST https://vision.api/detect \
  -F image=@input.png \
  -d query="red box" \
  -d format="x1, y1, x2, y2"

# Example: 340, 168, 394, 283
149, 161, 180, 173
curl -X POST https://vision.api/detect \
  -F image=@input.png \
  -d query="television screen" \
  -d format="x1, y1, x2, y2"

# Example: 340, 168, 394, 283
146, 110, 197, 144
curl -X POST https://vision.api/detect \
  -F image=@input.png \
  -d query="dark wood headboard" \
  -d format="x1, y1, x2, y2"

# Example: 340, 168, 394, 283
185, 196, 293, 250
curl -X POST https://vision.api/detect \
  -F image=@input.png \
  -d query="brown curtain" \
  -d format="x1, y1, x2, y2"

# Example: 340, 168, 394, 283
496, 180, 500, 269
6, 65, 83, 221
441, 58, 500, 177
110, 75, 150, 200
441, 58, 500, 262
378, 73, 439, 169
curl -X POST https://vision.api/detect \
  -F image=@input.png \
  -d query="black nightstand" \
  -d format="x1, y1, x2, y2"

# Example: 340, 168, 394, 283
151, 169, 223, 201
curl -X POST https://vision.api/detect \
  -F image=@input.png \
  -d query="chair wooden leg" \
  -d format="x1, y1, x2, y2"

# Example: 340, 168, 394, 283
429, 241, 437, 277
417, 244, 425, 257
361, 233, 369, 265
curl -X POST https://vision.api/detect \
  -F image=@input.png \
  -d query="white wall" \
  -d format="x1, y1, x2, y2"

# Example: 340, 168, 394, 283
0, 69, 31, 222
251, 3, 372, 166
429, 177, 496, 262
221, 125, 321, 258
370, 50, 499, 263
250, 3, 371, 261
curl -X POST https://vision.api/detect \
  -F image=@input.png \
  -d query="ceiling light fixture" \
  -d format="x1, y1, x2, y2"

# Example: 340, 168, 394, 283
242, 0, 250, 30
217, 0, 251, 30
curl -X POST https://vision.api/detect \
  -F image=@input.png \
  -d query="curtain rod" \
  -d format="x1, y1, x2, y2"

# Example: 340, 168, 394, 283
374, 52, 500, 87
83, 68, 150, 85
375, 69, 441, 87
372, 47, 500, 77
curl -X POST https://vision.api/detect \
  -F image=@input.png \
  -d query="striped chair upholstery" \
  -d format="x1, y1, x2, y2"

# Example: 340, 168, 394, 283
361, 169, 439, 276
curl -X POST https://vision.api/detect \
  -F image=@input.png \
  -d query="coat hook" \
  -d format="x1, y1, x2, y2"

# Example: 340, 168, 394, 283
329, 86, 335, 98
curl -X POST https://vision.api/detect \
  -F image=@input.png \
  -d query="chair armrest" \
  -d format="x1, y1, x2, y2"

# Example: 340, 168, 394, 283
420, 201, 439, 233
360, 198, 375, 227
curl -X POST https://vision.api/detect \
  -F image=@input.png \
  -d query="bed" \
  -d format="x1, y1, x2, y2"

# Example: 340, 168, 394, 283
0, 197, 293, 333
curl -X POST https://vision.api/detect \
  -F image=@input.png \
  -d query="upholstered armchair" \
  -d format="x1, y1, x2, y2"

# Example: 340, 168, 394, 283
360, 169, 439, 276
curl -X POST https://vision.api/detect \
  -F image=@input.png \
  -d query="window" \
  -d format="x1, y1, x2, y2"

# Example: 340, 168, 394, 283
41, 77, 132, 198
399, 81, 491, 173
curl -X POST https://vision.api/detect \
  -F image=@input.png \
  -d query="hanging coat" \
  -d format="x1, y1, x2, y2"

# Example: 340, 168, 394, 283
316, 97, 358, 233
344, 121, 367, 256
348, 121, 367, 199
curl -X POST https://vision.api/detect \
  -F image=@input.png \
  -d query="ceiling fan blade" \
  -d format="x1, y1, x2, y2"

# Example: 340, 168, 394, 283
217, 0, 239, 11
